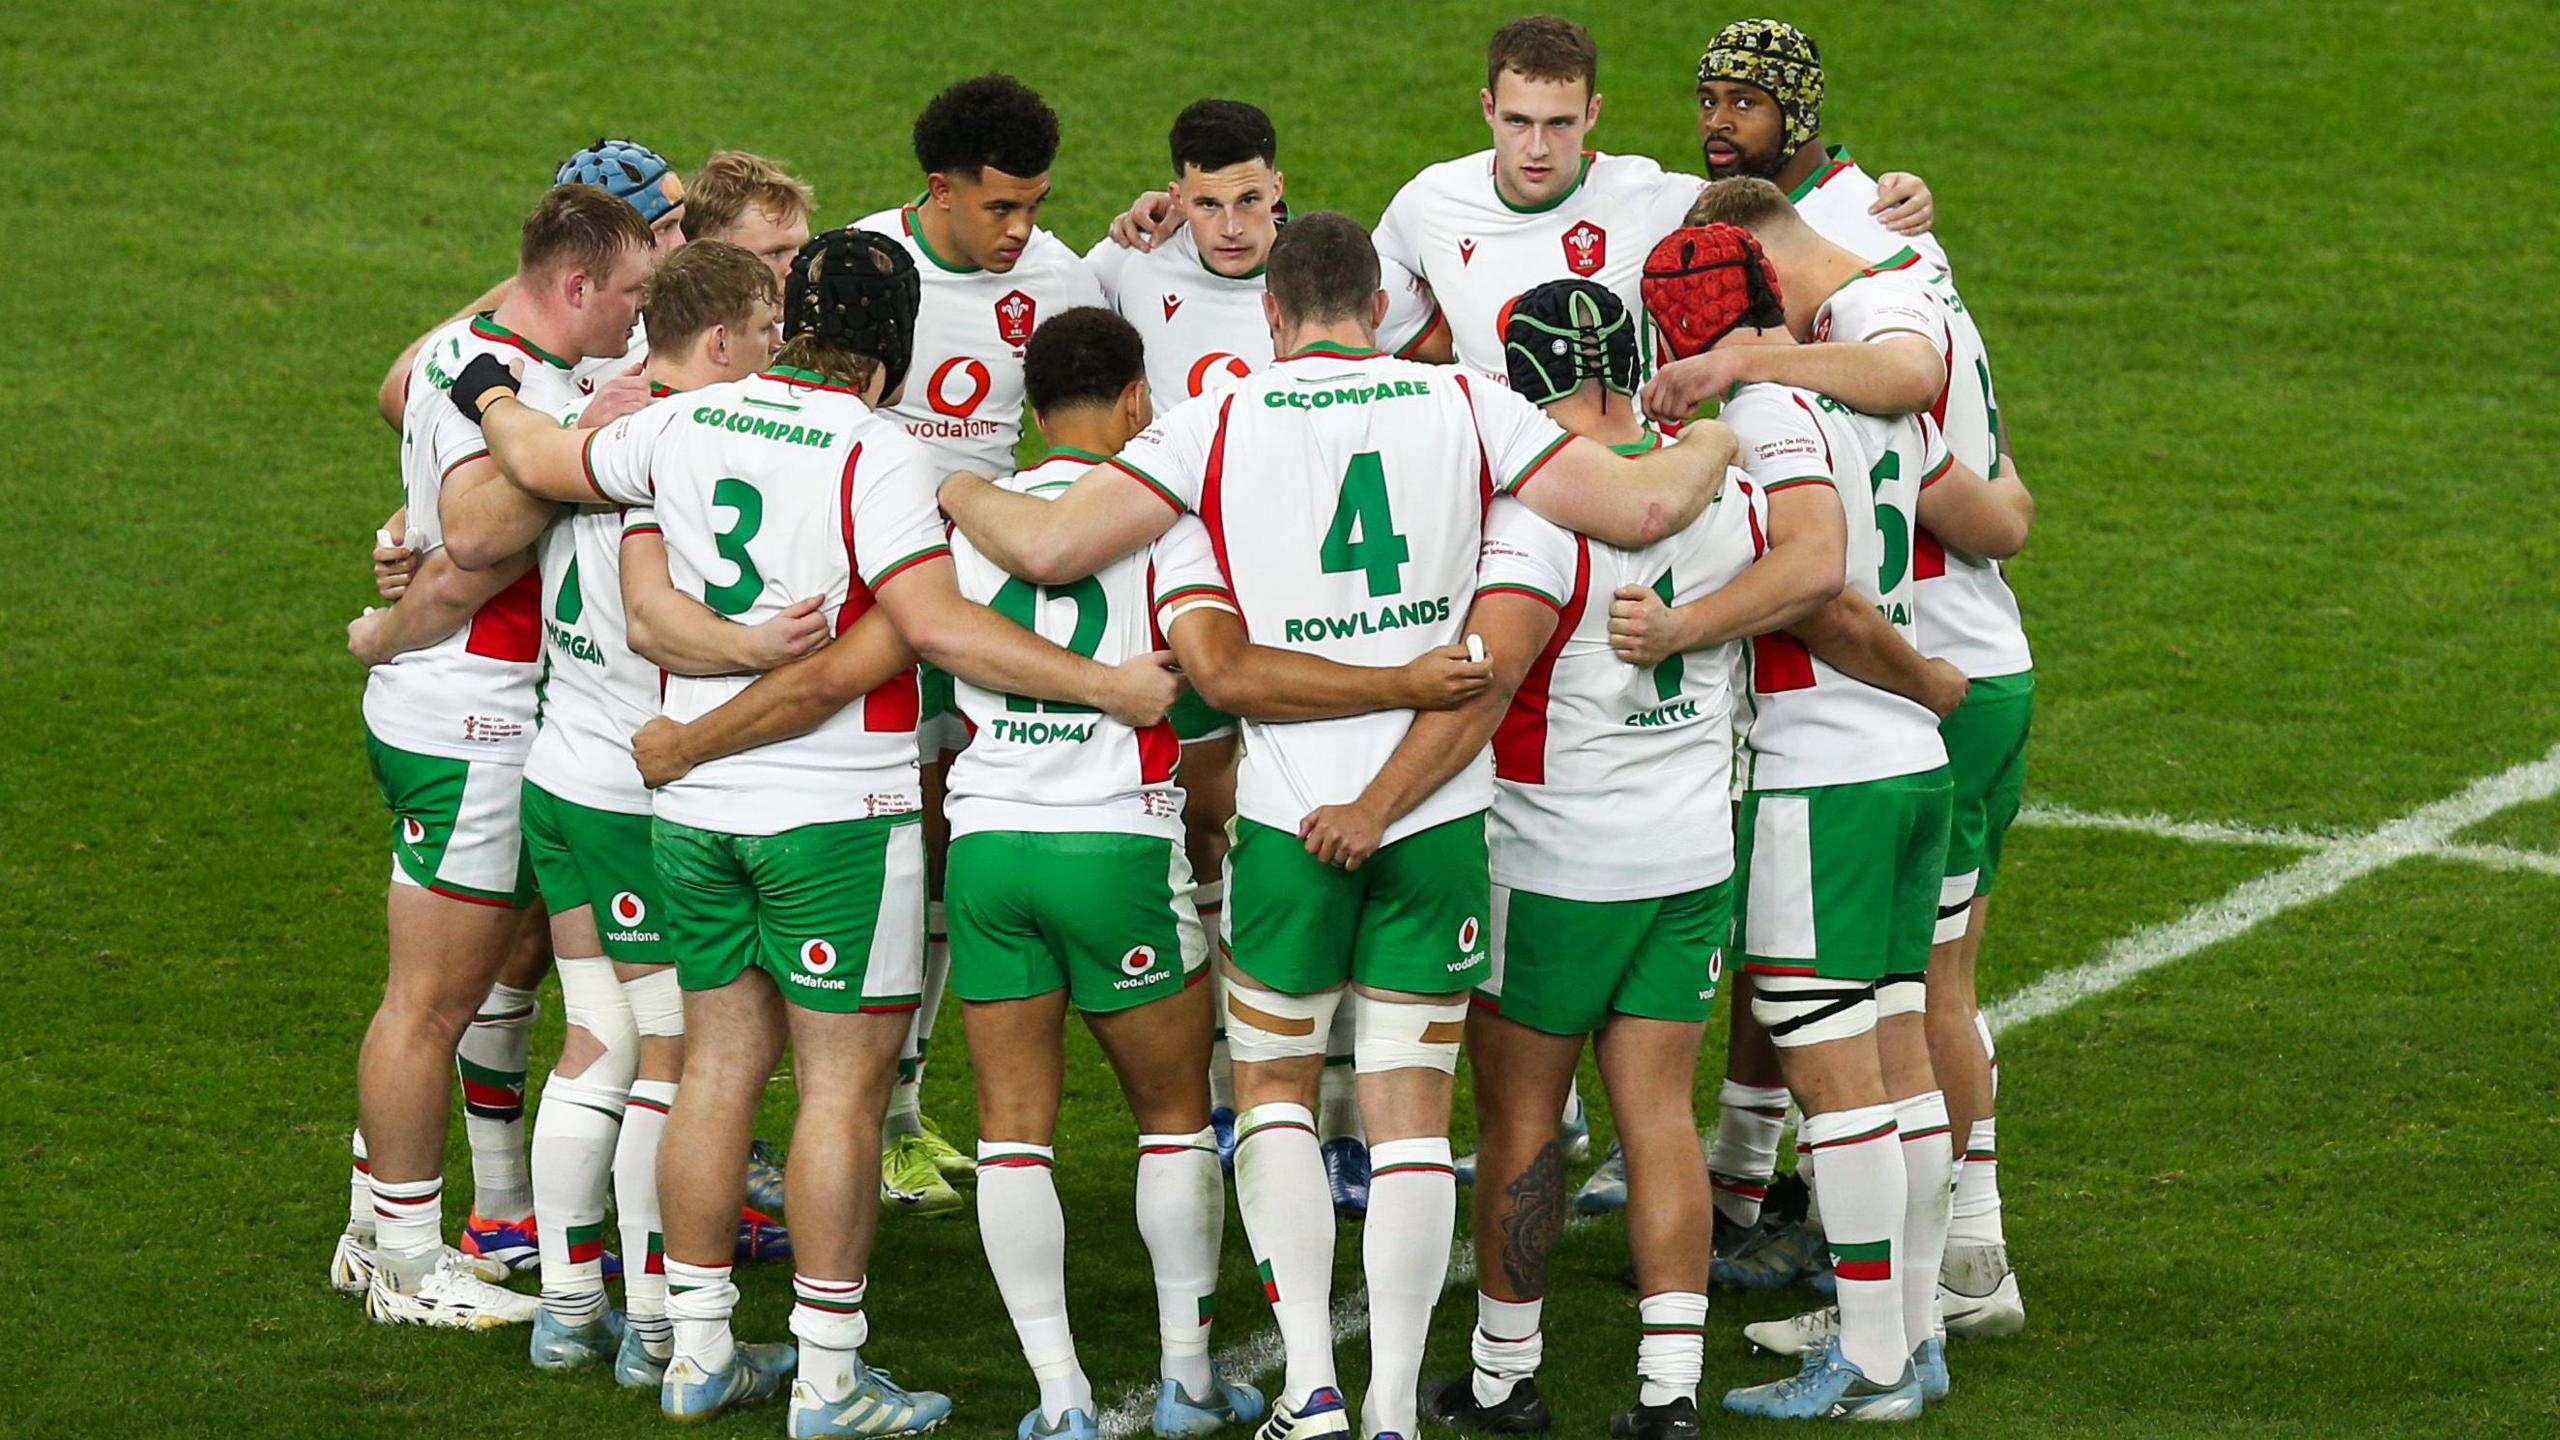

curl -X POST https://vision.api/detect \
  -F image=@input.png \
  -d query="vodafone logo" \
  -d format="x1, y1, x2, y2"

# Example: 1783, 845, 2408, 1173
994, 289, 1037, 346
1459, 239, 1478, 266
1562, 221, 1606, 277
1120, 945, 1158, 977
927, 356, 993, 418
401, 816, 426, 845
1162, 294, 1185, 321
611, 891, 646, 926
1185, 351, 1253, 397
1457, 916, 1481, 952
800, 938, 839, 975
1708, 947, 1725, 986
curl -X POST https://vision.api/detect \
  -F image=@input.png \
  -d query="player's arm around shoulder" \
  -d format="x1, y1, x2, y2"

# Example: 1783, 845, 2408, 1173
629, 604, 919, 788
937, 447, 1185, 585
618, 522, 834, 678
1519, 419, 1741, 548
1915, 450, 2033, 560
345, 545, 531, 667
1161, 608, 1491, 722
1608, 473, 1844, 666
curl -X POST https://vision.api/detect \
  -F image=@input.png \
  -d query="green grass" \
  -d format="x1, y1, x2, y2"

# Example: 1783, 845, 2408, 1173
5, 0, 2559, 1436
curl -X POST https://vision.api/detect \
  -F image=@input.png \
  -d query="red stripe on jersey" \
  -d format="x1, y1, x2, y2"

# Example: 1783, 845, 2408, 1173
1138, 718, 1181, 784
1914, 525, 1948, 580
1740, 478, 1769, 558
1198, 395, 1240, 613
1453, 372, 1496, 512
832, 441, 920, 733
1752, 630, 1816, 693
1928, 315, 1956, 430
1785, 393, 1835, 475
1491, 536, 1590, 784
463, 566, 542, 663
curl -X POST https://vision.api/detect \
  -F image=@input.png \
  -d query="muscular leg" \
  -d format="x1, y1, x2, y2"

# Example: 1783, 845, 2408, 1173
1355, 986, 1466, 1440
459, 914, 551, 1225
1225, 962, 1338, 1409
1091, 980, 1223, 1398
358, 883, 527, 1282
1772, 1030, 1905, 1381
531, 904, 633, 1329
1463, 1010, 1582, 1305
786, 1002, 917, 1403
1597, 1014, 1712, 1409
1708, 969, 1794, 1229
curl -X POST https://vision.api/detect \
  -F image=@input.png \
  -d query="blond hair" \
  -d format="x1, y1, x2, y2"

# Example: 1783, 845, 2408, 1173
681, 150, 815, 243
641, 240, 778, 352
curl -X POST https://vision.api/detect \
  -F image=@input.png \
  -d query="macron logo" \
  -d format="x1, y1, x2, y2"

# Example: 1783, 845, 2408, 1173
1163, 295, 1184, 321
1459, 239, 1478, 266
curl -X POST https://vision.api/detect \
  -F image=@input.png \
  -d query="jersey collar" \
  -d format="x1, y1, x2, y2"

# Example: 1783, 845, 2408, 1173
758, 364, 865, 397
470, 313, 572, 370
1041, 445, 1112, 466
647, 379, 681, 398
1608, 428, 1664, 457
1786, 144, 1856, 204
1495, 152, 1596, 215
1857, 246, 1925, 278
903, 197, 983, 274
1277, 339, 1386, 363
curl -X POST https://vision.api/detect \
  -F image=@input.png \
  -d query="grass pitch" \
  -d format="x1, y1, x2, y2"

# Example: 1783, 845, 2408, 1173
4, 1, 2558, 1435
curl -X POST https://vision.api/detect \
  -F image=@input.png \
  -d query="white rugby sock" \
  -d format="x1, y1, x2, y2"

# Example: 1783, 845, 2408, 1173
346, 1130, 373, 1239
1799, 1142, 1824, 1230
1801, 1106, 1905, 1380
1136, 1129, 1223, 1396
1232, 1103, 1336, 1405
1949, 1115, 2005, 1245
617, 1079, 676, 1351
978, 1142, 1091, 1422
532, 1071, 624, 1325
456, 980, 536, 1221
1636, 1291, 1708, 1406
1895, 1092, 1955, 1349
666, 1258, 737, 1374
1363, 1137, 1457, 1437
883, 905, 947, 1142
1470, 1292, 1543, 1405
368, 1174, 441, 1289
790, 1276, 869, 1404
1708, 1082, 1791, 1229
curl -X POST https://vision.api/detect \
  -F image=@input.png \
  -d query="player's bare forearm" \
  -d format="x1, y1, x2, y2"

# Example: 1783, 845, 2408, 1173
477, 394, 597, 503
356, 547, 531, 661
1916, 456, 2033, 559
1521, 423, 1739, 548
1735, 337, 1946, 418
939, 468, 1171, 585
1788, 592, 1962, 715
649, 608, 919, 773
441, 461, 562, 571
1676, 535, 1844, 650
1167, 610, 1489, 721
878, 557, 1176, 726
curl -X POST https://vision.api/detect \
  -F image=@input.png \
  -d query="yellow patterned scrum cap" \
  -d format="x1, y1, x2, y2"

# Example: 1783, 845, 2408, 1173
1697, 18, 1824, 154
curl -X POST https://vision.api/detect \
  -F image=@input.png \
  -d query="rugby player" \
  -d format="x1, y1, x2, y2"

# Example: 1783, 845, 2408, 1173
340, 184, 652, 1329
1407, 280, 1833, 1439
937, 211, 1739, 1440
1627, 223, 1978, 1419
463, 225, 1176, 1434
1087, 97, 1449, 1207
853, 74, 1110, 1216
1654, 179, 2035, 1352
425, 241, 806, 1377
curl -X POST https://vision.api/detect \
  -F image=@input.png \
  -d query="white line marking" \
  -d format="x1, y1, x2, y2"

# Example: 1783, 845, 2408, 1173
1095, 745, 2560, 1436
1987, 744, 2560, 1031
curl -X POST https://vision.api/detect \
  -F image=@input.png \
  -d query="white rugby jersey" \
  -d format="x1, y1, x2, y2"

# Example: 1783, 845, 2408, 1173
945, 449, 1231, 839
1108, 344, 1570, 842
566, 320, 651, 407
1723, 381, 1951, 790
1086, 224, 1442, 406
579, 364, 950, 834
1815, 250, 2031, 679
1788, 145, 1952, 274
1480, 441, 1765, 901
522, 381, 694, 815
855, 203, 1105, 476
364, 313, 590, 763
1374, 150, 1702, 380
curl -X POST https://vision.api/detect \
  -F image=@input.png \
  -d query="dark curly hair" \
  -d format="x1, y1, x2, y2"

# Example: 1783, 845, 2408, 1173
1023, 307, 1145, 413
913, 73, 1061, 180
1169, 99, 1277, 176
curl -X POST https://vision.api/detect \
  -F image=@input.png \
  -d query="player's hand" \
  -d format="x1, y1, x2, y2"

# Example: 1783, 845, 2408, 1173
1921, 657, 1970, 719
1641, 352, 1750, 428
578, 361, 650, 430
1608, 584, 1689, 667
373, 510, 418, 601
1108, 188, 1181, 251
631, 717, 695, 788
1300, 802, 1387, 871
346, 608, 393, 667
740, 596, 833, 670
1395, 643, 1492, 710
1099, 649, 1182, 728
1873, 172, 1934, 235
450, 353, 523, 424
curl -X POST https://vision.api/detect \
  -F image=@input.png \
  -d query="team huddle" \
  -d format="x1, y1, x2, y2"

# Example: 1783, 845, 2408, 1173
336, 14, 2035, 1438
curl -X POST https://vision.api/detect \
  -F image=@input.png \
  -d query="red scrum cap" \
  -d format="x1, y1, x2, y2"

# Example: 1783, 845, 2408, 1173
1641, 223, 1787, 361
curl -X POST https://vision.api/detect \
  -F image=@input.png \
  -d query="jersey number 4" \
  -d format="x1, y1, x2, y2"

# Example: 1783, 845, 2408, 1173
1319, 451, 1410, 598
